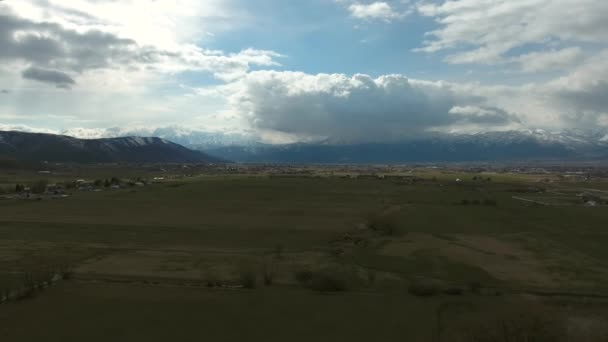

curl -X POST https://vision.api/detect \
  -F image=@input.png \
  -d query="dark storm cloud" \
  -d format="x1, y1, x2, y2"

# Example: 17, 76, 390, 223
0, 13, 138, 72
22, 66, 75, 88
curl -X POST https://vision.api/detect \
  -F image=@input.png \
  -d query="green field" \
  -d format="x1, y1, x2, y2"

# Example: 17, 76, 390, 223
1, 169, 608, 341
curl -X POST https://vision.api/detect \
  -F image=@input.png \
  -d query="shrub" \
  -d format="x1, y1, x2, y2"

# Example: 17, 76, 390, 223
443, 287, 464, 296
366, 270, 377, 286
367, 214, 400, 236
294, 270, 313, 285
273, 244, 284, 260
408, 280, 441, 297
263, 271, 274, 286
262, 262, 274, 286
309, 272, 347, 292
458, 305, 562, 342
239, 270, 256, 289
61, 268, 74, 280
483, 199, 498, 206
469, 281, 482, 294
29, 180, 48, 194
329, 247, 344, 257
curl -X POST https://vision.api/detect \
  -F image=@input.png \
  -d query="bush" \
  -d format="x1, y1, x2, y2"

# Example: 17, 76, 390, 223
294, 270, 313, 285
458, 305, 562, 342
408, 280, 442, 297
483, 199, 498, 206
367, 214, 400, 236
309, 272, 347, 292
366, 270, 377, 286
263, 271, 274, 286
273, 244, 284, 259
443, 287, 464, 296
29, 180, 48, 194
262, 262, 274, 286
61, 268, 74, 280
469, 281, 482, 294
205, 278, 222, 288
239, 270, 256, 289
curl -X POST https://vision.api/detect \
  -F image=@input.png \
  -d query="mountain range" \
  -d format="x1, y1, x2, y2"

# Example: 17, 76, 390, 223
1, 128, 607, 164
197, 130, 608, 164
0, 131, 220, 164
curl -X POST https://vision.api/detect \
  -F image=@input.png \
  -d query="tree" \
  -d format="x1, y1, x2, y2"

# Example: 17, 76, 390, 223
30, 180, 48, 194
15, 184, 24, 193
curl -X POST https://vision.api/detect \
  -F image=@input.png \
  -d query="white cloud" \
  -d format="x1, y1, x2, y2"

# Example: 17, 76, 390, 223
417, 0, 608, 65
0, 0, 283, 88
5, 0, 236, 49
0, 123, 56, 134
516, 47, 583, 73
348, 2, 404, 22
2, 0, 607, 144
222, 71, 520, 142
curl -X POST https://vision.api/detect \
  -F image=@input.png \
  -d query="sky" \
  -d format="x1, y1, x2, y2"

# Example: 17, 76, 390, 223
0, 0, 607, 143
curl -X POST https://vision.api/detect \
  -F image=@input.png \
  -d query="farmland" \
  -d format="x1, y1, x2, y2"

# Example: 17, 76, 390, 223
1, 165, 608, 341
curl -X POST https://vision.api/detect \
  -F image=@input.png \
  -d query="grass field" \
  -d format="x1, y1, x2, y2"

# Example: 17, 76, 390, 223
1, 168, 608, 341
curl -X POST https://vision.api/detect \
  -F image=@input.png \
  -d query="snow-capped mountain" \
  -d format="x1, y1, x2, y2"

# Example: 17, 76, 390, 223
59, 126, 256, 148
5, 125, 607, 164
0, 131, 221, 163
199, 129, 608, 164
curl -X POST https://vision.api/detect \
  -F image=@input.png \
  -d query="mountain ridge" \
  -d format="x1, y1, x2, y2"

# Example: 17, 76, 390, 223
0, 131, 221, 163
198, 130, 608, 164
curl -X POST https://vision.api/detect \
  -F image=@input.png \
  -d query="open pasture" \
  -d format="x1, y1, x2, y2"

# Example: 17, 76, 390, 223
1, 168, 608, 341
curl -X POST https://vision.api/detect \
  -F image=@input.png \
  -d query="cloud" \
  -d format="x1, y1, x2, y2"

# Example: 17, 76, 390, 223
224, 71, 520, 142
417, 0, 608, 65
21, 66, 75, 88
541, 49, 608, 127
217, 49, 608, 142
448, 106, 520, 125
516, 47, 583, 73
0, 1, 283, 87
348, 2, 404, 22
0, 12, 136, 72
0, 123, 56, 134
